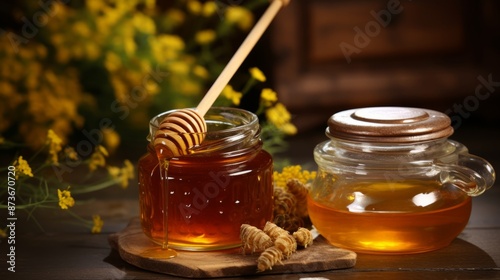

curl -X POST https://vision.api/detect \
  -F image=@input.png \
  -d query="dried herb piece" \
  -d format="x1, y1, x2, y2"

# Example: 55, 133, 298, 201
257, 246, 283, 272
240, 224, 273, 254
293, 227, 314, 248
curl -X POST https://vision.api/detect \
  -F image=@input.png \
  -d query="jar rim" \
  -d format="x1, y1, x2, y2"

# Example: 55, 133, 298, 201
147, 107, 260, 156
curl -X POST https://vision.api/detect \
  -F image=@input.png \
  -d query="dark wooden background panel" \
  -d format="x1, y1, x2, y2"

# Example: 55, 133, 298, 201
270, 0, 500, 131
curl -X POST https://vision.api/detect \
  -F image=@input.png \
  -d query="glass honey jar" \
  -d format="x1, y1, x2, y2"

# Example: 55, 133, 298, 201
138, 107, 273, 251
308, 107, 496, 254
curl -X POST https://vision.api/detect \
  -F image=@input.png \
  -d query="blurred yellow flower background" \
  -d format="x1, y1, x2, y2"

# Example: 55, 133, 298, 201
0, 0, 295, 155
1, 0, 297, 233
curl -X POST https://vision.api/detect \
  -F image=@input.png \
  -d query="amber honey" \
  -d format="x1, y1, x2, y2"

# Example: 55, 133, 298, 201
307, 180, 472, 254
139, 142, 273, 251
310, 107, 495, 254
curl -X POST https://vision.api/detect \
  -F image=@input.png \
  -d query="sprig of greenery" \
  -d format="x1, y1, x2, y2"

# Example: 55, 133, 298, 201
0, 130, 133, 234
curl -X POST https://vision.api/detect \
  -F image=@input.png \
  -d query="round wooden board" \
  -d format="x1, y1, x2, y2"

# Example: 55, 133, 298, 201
108, 218, 357, 278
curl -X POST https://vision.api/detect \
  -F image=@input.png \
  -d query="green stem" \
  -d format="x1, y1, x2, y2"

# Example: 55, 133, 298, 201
65, 209, 92, 225
0, 199, 57, 210
28, 145, 47, 163
0, 142, 27, 150
32, 162, 53, 174
240, 77, 256, 95
255, 101, 266, 116
245, 0, 270, 10
70, 177, 121, 194
21, 208, 46, 233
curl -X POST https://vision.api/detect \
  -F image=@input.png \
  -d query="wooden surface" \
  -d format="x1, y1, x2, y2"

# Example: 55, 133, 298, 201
108, 218, 356, 278
1, 124, 499, 280
1, 198, 499, 280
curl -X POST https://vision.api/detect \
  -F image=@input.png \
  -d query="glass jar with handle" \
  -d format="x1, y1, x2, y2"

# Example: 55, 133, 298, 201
308, 107, 495, 254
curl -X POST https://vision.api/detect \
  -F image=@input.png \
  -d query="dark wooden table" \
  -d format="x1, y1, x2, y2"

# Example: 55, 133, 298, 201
2, 123, 499, 280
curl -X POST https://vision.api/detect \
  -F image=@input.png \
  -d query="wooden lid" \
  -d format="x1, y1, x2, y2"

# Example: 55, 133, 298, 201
326, 107, 453, 143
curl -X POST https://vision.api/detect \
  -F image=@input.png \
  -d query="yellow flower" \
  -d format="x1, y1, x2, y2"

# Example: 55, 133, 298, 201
202, 1, 217, 17
102, 128, 121, 154
195, 29, 216, 45
178, 79, 202, 95
144, 0, 156, 10
56, 47, 71, 64
222, 85, 242, 106
105, 52, 122, 72
124, 37, 137, 57
123, 160, 135, 185
25, 60, 42, 81
13, 156, 34, 178
164, 9, 185, 27
279, 122, 297, 135
91, 215, 104, 233
133, 13, 156, 34
0, 80, 14, 95
110, 76, 128, 103
249, 67, 266, 82
144, 78, 160, 95
58, 187, 75, 210
101, 5, 125, 26
64, 147, 79, 161
19, 48, 35, 60
159, 34, 186, 50
35, 44, 47, 59
187, 0, 202, 14
88, 145, 108, 171
108, 160, 135, 188
153, 34, 185, 61
86, 0, 105, 13
0, 228, 6, 238
98, 145, 109, 156
72, 44, 84, 59
274, 165, 317, 188
84, 42, 101, 60
72, 21, 91, 38
225, 6, 254, 30
108, 166, 120, 177
0, 79, 22, 111
169, 61, 190, 75
192, 65, 209, 79
266, 102, 291, 126
260, 88, 278, 106
46, 129, 63, 164
266, 103, 297, 135
50, 32, 64, 46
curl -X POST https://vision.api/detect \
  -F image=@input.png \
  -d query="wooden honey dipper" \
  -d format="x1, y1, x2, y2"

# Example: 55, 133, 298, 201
154, 0, 289, 159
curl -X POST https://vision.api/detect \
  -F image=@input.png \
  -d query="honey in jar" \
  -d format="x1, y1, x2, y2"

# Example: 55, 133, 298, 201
138, 107, 273, 251
309, 107, 495, 254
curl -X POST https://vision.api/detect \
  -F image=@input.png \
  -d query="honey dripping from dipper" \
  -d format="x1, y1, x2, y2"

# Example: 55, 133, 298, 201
151, 108, 207, 254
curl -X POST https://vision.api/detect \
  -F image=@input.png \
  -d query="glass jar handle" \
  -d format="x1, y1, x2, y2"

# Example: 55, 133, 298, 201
437, 153, 496, 196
